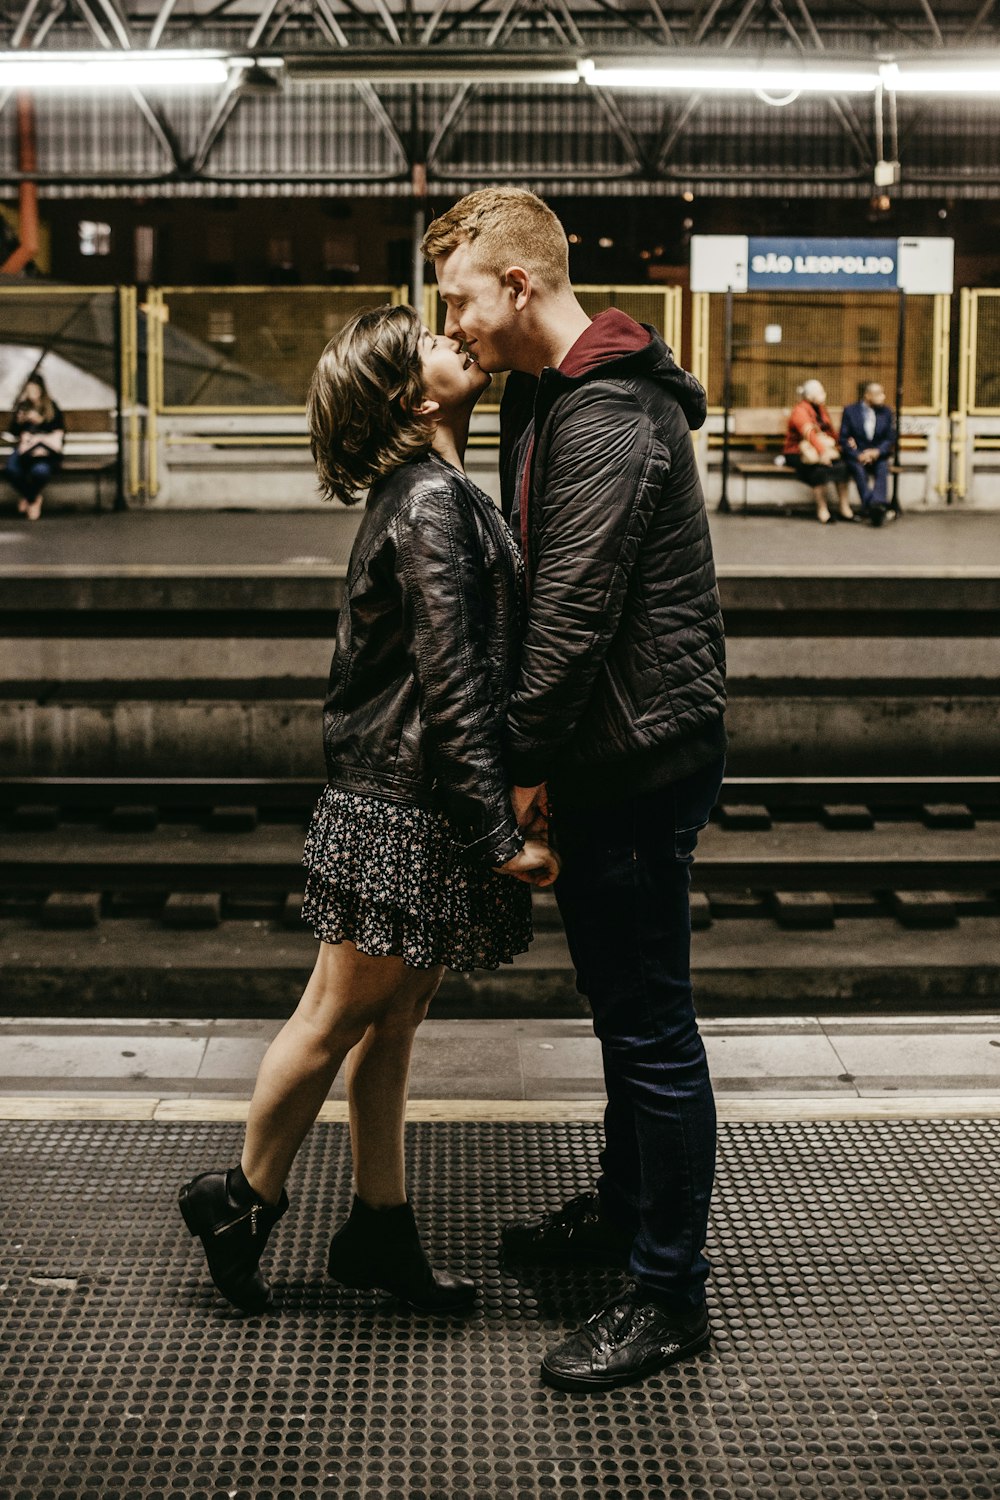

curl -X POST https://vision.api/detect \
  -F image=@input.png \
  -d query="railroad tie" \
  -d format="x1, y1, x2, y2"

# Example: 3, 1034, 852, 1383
40, 892, 102, 929
821, 804, 875, 831
890, 891, 958, 928
718, 803, 772, 831
162, 892, 222, 929
771, 891, 836, 929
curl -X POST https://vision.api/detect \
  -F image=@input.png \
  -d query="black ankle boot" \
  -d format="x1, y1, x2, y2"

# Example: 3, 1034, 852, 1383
327, 1195, 476, 1313
179, 1167, 288, 1314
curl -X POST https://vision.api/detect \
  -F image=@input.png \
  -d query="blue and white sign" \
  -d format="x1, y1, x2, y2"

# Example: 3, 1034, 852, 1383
747, 237, 897, 290
690, 235, 954, 294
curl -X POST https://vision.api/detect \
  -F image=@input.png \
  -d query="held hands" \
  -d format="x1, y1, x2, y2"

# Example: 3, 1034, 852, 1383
493, 783, 560, 887
494, 839, 560, 888
511, 782, 548, 834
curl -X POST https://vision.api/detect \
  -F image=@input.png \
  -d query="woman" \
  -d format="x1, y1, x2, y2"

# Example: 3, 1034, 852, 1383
179, 305, 557, 1317
4, 372, 65, 521
784, 378, 854, 525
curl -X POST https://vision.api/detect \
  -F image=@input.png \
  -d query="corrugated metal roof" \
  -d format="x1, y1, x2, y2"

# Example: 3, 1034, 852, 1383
3, 4, 1000, 198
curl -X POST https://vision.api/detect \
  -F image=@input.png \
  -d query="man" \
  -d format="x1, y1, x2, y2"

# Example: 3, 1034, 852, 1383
422, 189, 727, 1394
840, 381, 897, 526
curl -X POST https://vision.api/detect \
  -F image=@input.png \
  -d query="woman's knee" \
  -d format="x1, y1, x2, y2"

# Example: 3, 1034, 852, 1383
371, 968, 443, 1034
298, 943, 433, 1039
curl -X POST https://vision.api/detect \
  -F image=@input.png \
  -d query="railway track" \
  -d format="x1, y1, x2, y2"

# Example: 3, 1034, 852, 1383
2, 776, 997, 1017
3, 775, 999, 908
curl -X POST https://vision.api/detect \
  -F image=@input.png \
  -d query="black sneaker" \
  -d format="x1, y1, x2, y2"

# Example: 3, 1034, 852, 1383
501, 1191, 633, 1268
540, 1282, 710, 1392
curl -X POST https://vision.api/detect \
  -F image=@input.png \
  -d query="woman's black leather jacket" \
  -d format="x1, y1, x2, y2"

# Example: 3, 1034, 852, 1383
322, 452, 526, 868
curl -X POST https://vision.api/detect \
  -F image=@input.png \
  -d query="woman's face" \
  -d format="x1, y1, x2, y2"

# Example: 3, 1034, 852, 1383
418, 327, 490, 414
22, 382, 43, 405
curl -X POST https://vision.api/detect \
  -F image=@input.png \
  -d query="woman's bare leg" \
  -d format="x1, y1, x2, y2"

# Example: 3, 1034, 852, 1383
813, 484, 831, 523
345, 967, 444, 1208
240, 940, 424, 1204
835, 481, 854, 519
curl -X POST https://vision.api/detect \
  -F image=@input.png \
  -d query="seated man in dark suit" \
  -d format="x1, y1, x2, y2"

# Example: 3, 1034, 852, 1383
839, 382, 897, 526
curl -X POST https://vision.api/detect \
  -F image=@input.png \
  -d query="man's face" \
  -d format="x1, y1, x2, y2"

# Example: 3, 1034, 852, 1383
866, 385, 886, 407
434, 242, 521, 375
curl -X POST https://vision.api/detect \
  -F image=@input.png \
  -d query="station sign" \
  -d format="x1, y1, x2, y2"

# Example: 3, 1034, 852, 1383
748, 237, 897, 291
691, 235, 954, 294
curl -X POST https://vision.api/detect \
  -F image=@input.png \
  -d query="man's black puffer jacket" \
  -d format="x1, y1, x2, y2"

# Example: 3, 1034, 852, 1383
322, 452, 525, 867
500, 321, 727, 808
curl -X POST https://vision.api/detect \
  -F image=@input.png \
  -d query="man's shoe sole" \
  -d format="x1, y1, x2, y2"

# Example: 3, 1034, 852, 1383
539, 1330, 711, 1393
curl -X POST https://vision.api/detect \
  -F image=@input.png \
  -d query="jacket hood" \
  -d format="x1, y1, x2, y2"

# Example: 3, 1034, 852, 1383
546, 310, 707, 432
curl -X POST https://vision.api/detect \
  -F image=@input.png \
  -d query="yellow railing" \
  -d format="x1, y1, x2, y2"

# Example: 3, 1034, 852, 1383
9, 281, 1000, 504
951, 286, 1000, 500
689, 289, 950, 419
143, 284, 406, 496
118, 285, 140, 499
148, 285, 407, 415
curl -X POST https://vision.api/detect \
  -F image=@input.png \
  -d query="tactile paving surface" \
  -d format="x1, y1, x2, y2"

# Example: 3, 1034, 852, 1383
1, 1119, 998, 1500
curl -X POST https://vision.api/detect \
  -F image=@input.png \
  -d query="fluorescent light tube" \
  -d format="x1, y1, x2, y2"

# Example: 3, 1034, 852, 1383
579, 61, 879, 92
0, 52, 229, 87
881, 61, 1000, 92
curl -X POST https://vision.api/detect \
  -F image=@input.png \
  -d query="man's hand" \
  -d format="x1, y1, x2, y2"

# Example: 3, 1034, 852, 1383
859, 448, 880, 465
511, 783, 548, 832
494, 838, 560, 888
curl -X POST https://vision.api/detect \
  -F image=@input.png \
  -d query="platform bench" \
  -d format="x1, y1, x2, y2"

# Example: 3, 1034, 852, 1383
714, 407, 909, 514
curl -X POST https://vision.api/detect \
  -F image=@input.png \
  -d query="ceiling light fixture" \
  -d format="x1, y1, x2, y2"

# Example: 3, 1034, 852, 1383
578, 60, 880, 92
879, 60, 1000, 92
0, 51, 238, 88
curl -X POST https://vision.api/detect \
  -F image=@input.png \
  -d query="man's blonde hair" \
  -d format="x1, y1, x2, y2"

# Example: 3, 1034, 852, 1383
421, 188, 570, 292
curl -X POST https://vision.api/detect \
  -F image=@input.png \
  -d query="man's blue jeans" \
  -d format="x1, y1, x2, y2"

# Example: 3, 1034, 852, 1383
553, 755, 725, 1312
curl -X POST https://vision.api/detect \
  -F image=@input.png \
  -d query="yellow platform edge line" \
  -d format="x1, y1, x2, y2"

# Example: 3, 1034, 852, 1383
0, 1096, 997, 1123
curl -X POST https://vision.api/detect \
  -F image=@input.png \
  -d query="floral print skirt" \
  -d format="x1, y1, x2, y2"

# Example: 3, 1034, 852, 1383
301, 785, 533, 972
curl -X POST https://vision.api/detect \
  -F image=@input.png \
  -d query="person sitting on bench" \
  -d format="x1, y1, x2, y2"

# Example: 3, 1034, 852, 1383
4, 371, 65, 522
784, 379, 854, 525
840, 381, 897, 527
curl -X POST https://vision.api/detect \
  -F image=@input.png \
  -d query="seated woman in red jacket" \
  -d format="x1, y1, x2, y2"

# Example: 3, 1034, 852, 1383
783, 379, 854, 525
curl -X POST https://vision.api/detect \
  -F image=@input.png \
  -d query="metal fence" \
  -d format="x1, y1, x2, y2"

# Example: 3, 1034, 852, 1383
143, 284, 405, 497
953, 287, 1000, 500
690, 290, 950, 418
14, 282, 1000, 504
146, 286, 406, 413
959, 289, 1000, 416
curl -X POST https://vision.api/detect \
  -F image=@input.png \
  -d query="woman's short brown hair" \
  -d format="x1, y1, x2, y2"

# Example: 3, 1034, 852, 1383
307, 303, 432, 506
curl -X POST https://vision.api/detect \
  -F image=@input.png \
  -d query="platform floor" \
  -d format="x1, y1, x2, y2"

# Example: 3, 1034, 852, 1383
2, 505, 1000, 578
4, 1013, 1000, 1105
1, 1110, 998, 1500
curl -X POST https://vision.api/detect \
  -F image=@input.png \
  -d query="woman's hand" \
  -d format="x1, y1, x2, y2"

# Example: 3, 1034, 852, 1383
494, 839, 560, 888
